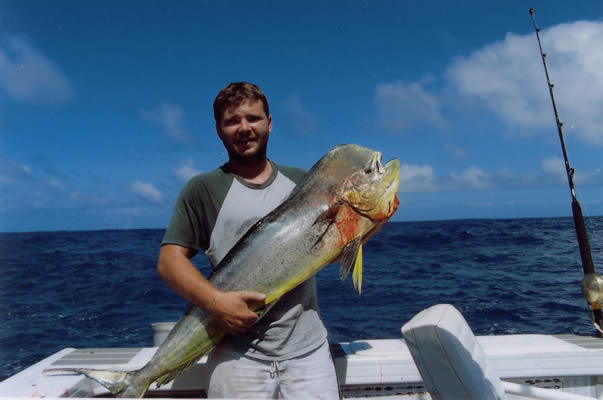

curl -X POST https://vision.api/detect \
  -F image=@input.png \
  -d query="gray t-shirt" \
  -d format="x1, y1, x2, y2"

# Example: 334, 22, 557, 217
161, 161, 327, 360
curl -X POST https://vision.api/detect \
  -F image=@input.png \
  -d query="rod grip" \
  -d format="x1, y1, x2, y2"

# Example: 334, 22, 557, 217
571, 200, 596, 275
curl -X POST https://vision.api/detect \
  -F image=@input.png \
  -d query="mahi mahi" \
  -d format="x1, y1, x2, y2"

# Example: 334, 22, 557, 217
44, 144, 400, 397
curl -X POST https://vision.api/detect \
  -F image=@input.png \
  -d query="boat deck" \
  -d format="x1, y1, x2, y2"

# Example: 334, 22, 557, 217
1, 334, 602, 398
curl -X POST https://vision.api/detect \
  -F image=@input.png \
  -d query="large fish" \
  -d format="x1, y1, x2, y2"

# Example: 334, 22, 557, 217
44, 144, 400, 397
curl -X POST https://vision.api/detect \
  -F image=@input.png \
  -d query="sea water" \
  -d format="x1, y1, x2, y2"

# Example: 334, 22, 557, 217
1, 217, 602, 380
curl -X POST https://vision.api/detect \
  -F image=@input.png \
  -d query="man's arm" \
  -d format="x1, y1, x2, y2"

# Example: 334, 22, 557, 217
157, 244, 265, 335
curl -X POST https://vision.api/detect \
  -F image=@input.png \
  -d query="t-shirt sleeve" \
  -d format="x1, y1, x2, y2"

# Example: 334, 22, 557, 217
161, 177, 211, 251
277, 165, 307, 185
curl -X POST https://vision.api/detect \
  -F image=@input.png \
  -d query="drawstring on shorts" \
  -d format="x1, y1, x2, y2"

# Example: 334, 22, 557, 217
269, 360, 280, 379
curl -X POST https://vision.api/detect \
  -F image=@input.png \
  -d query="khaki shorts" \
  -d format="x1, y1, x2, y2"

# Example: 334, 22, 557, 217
206, 340, 340, 399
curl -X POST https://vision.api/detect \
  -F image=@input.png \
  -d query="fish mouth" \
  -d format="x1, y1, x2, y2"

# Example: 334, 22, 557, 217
347, 157, 400, 221
370, 158, 400, 220
381, 159, 400, 201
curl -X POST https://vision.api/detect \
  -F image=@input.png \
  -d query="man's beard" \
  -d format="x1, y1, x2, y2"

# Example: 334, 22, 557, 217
227, 140, 268, 165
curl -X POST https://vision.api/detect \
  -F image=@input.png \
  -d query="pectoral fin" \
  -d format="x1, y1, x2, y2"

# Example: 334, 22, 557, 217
312, 203, 342, 249
313, 203, 340, 226
339, 237, 363, 294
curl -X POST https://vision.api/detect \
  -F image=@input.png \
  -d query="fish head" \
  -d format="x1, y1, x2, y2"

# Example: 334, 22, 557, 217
338, 145, 400, 221
317, 145, 399, 294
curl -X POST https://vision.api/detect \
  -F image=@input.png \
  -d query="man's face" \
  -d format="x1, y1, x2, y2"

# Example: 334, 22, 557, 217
217, 99, 272, 165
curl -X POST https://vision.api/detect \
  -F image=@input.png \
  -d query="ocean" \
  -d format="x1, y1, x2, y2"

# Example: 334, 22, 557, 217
1, 217, 602, 381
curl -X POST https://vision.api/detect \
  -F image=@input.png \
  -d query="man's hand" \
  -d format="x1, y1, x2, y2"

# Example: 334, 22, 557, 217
210, 291, 266, 335
157, 245, 266, 335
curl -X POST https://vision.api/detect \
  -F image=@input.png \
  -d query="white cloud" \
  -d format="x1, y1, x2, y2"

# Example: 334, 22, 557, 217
140, 102, 197, 146
396, 157, 598, 194
446, 21, 603, 145
541, 156, 602, 185
130, 180, 163, 203
396, 160, 597, 194
444, 143, 467, 159
0, 157, 32, 184
48, 177, 65, 190
541, 157, 566, 183
374, 80, 446, 133
174, 158, 200, 181
398, 164, 492, 193
451, 167, 491, 189
398, 164, 438, 192
0, 36, 74, 105
280, 94, 319, 135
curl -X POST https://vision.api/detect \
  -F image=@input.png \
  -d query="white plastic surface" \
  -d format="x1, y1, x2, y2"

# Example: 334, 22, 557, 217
2, 329, 602, 398
152, 322, 177, 346
402, 304, 507, 400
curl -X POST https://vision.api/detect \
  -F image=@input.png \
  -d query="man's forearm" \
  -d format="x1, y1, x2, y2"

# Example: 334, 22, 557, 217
157, 245, 219, 311
157, 244, 265, 335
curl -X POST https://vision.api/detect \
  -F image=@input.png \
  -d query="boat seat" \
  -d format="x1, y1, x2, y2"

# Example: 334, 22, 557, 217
401, 304, 506, 400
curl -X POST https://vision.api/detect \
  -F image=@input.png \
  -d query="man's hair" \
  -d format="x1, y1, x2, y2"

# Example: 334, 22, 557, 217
213, 82, 270, 123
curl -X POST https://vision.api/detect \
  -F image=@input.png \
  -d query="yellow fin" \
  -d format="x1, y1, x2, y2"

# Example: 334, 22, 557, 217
339, 237, 363, 294
352, 243, 363, 294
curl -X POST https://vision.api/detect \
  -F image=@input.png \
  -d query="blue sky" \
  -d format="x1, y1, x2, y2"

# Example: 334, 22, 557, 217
1, 1, 602, 232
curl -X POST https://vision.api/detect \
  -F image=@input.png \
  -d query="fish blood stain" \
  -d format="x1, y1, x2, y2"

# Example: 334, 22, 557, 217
335, 206, 362, 245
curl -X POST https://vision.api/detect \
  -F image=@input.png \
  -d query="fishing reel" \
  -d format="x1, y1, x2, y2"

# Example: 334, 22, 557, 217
582, 273, 603, 304
583, 273, 603, 336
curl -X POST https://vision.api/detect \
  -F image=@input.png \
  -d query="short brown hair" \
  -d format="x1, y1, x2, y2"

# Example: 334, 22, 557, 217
213, 82, 270, 123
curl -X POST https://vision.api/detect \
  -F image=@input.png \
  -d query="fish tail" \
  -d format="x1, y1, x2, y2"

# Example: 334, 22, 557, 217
43, 367, 150, 398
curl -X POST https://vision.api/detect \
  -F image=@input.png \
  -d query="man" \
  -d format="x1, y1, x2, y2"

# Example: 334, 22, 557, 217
157, 82, 339, 398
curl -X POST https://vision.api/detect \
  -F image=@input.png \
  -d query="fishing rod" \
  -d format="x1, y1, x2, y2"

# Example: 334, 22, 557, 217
529, 8, 603, 337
